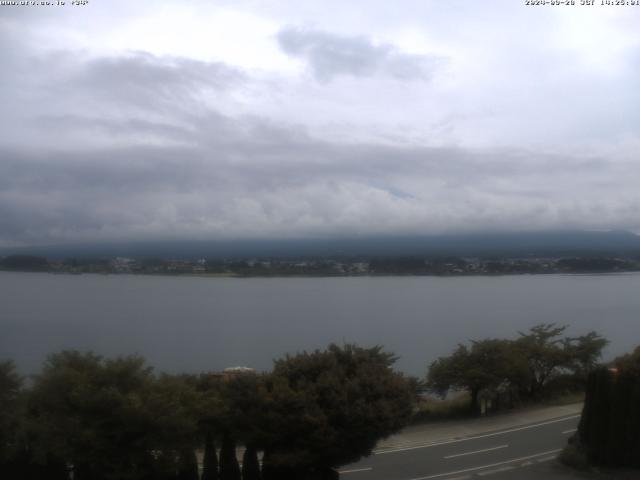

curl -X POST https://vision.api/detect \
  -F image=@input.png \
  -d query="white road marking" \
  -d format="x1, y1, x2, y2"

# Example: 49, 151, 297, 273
339, 467, 373, 474
444, 444, 508, 459
407, 448, 562, 480
536, 455, 558, 463
562, 428, 577, 434
375, 415, 579, 455
477, 465, 515, 476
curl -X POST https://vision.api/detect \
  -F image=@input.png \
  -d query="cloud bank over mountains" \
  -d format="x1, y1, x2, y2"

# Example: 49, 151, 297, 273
0, 1, 639, 246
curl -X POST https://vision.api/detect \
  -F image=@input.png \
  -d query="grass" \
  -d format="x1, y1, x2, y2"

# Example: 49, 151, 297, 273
410, 392, 472, 424
543, 391, 585, 406
410, 389, 584, 425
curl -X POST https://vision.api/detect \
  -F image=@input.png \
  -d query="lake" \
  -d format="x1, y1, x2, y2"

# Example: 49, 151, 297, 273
1, 271, 639, 377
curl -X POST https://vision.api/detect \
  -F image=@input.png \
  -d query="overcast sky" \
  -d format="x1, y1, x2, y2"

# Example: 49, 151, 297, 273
1, 0, 639, 247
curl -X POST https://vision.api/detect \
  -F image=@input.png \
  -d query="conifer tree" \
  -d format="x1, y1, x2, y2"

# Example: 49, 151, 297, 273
177, 448, 199, 480
219, 433, 241, 480
201, 432, 219, 480
241, 445, 261, 480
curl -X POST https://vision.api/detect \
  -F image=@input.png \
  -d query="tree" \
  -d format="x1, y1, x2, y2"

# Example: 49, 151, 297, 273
0, 255, 48, 271
427, 339, 522, 414
258, 344, 413, 477
613, 345, 640, 375
27, 351, 200, 480
577, 357, 640, 469
201, 432, 219, 480
427, 326, 607, 411
516, 324, 606, 398
0, 361, 25, 477
515, 324, 572, 398
219, 433, 241, 480
241, 445, 261, 480
564, 331, 608, 380
176, 448, 199, 480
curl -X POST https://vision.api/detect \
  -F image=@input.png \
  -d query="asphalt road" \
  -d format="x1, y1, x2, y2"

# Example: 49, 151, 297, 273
339, 414, 580, 480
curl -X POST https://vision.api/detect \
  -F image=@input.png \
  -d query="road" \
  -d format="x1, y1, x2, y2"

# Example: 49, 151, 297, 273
339, 413, 580, 480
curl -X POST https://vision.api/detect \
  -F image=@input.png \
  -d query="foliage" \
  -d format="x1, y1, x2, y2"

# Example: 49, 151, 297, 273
201, 432, 219, 480
26, 351, 199, 480
613, 345, 640, 375
2, 343, 413, 479
219, 433, 241, 480
427, 339, 524, 413
260, 344, 414, 472
411, 393, 472, 424
0, 255, 48, 271
578, 363, 640, 468
427, 324, 608, 413
241, 445, 261, 480
176, 449, 199, 480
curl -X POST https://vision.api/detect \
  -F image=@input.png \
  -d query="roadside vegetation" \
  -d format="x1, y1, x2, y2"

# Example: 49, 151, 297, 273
0, 326, 624, 478
561, 345, 640, 473
423, 324, 607, 418
0, 344, 414, 480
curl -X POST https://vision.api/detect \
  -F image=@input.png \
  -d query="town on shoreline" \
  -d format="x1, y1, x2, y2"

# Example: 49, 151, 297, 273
2, 253, 640, 277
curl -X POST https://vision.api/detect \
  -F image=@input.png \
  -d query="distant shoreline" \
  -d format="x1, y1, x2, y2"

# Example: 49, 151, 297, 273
2, 269, 640, 279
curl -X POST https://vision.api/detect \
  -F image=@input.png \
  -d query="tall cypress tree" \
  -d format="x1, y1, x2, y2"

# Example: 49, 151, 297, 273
177, 448, 199, 480
219, 433, 241, 480
241, 445, 261, 480
202, 432, 219, 480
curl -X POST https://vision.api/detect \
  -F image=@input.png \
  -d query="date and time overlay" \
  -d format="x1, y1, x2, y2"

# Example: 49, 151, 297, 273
1, 0, 639, 7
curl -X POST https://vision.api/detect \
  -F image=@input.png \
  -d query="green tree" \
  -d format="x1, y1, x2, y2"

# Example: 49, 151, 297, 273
219, 433, 241, 480
259, 344, 413, 477
201, 432, 219, 480
27, 351, 199, 480
613, 345, 640, 375
241, 445, 261, 480
427, 339, 522, 414
564, 331, 608, 380
176, 448, 198, 480
516, 324, 606, 398
0, 361, 28, 478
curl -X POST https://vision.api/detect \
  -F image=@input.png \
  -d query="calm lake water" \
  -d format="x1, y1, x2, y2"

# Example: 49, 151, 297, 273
1, 271, 639, 377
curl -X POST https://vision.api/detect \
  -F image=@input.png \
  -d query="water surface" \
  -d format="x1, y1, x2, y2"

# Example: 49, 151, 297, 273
1, 271, 638, 376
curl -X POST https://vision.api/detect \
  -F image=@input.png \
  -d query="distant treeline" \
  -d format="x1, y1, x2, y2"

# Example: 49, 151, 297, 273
2, 253, 640, 276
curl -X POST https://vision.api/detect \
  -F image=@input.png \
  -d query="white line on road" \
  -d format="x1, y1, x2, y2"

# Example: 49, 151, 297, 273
477, 465, 515, 476
375, 415, 579, 455
407, 448, 562, 480
444, 444, 508, 459
339, 467, 373, 474
562, 428, 577, 434
536, 455, 558, 463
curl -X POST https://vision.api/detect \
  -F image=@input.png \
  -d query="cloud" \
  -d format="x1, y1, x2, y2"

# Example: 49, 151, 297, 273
1, 115, 639, 246
1, 2, 639, 247
76, 52, 246, 108
276, 26, 444, 82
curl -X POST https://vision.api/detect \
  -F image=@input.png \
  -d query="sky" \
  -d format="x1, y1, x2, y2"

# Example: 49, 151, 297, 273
1, 0, 639, 247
